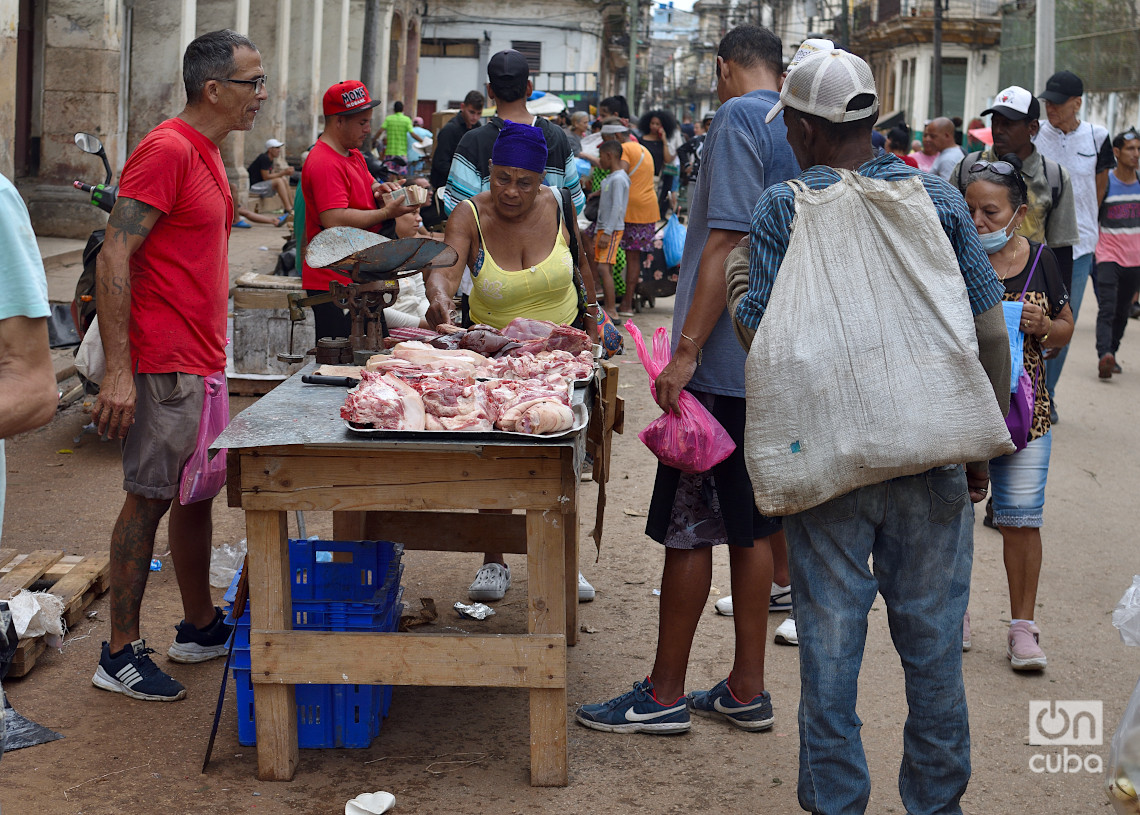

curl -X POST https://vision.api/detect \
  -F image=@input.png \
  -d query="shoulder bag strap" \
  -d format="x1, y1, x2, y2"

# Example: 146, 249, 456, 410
1018, 243, 1046, 301
560, 187, 589, 322
155, 118, 234, 231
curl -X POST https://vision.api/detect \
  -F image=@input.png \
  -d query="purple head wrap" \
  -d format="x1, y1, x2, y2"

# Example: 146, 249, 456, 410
491, 120, 548, 176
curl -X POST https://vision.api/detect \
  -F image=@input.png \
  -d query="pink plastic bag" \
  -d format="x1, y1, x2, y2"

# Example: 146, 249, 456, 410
178, 371, 230, 505
626, 321, 736, 474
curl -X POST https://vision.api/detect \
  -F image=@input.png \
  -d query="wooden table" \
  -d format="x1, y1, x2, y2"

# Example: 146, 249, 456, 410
215, 363, 614, 786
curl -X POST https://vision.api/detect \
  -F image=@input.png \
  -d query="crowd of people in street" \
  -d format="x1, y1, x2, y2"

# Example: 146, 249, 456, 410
3, 20, 1140, 815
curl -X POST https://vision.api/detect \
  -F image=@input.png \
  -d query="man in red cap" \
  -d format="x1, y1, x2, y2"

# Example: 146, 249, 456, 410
301, 79, 419, 338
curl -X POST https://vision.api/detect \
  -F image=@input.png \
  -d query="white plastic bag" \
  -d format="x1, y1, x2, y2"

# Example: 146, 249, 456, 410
7, 589, 66, 647
1114, 575, 1140, 646
743, 172, 1014, 515
74, 315, 106, 385
209, 538, 247, 588
1107, 577, 1140, 813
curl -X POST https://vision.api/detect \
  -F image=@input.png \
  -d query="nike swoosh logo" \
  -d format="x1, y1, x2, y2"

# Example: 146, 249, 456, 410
625, 705, 686, 722
713, 697, 767, 714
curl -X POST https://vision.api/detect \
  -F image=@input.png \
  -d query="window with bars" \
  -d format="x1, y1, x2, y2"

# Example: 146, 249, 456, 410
511, 41, 542, 72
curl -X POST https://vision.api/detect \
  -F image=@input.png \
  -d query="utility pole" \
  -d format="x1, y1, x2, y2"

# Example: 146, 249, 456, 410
627, 0, 638, 110
361, 0, 381, 93
1034, 0, 1055, 94
932, 0, 943, 118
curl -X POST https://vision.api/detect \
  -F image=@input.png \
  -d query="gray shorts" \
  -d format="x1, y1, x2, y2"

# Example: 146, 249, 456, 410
121, 372, 204, 501
250, 180, 274, 196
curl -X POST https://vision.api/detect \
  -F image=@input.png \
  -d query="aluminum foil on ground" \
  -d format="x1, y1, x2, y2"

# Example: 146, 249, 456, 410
453, 602, 495, 620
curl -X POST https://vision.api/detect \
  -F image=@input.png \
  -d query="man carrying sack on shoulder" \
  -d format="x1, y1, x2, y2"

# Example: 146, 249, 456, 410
727, 50, 1013, 815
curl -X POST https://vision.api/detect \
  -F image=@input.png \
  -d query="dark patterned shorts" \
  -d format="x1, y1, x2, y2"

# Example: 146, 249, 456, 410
645, 391, 782, 549
620, 222, 656, 253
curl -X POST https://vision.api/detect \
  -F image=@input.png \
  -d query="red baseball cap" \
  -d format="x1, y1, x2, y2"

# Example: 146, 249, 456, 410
323, 80, 381, 116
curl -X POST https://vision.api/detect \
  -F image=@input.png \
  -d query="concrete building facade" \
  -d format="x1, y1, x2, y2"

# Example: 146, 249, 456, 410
6, 0, 421, 239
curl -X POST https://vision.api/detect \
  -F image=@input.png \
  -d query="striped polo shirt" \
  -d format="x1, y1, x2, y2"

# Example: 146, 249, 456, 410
1097, 170, 1140, 268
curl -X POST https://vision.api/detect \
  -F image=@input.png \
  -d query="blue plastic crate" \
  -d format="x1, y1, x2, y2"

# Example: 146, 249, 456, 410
223, 561, 403, 627
290, 539, 404, 602
231, 599, 404, 749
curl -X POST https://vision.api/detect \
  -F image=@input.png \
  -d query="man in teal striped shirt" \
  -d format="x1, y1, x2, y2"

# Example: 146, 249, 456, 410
441, 49, 583, 215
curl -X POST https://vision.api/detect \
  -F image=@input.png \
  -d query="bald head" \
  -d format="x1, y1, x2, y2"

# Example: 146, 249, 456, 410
923, 117, 956, 152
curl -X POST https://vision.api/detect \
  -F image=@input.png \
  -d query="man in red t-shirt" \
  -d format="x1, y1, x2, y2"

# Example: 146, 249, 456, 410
90, 29, 267, 703
301, 79, 418, 338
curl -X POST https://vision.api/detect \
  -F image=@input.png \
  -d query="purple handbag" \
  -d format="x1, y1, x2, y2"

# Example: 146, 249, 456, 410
1004, 245, 1045, 451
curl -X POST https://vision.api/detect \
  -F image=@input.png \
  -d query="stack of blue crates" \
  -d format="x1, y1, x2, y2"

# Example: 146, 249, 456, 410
223, 539, 404, 749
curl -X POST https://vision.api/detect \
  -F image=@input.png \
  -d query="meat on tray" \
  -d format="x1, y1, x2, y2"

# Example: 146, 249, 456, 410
341, 370, 426, 430
344, 345, 580, 435
384, 320, 591, 359
490, 350, 594, 381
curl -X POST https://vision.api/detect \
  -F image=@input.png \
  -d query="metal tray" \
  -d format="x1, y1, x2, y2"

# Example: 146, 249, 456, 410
344, 402, 588, 441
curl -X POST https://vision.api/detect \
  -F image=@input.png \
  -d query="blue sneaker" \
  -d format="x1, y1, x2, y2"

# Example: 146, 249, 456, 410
575, 677, 691, 734
686, 677, 774, 731
92, 640, 187, 702
167, 606, 233, 663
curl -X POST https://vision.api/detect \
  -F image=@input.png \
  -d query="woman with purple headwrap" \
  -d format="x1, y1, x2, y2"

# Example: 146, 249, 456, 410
425, 119, 599, 604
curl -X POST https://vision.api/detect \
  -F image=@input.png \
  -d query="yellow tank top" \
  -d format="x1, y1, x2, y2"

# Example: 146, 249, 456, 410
465, 192, 580, 330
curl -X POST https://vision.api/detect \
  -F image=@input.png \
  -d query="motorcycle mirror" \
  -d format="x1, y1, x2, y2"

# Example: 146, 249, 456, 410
74, 133, 105, 155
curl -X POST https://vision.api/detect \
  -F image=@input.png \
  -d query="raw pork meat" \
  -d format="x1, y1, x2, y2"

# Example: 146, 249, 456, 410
500, 319, 591, 356
498, 399, 575, 434
418, 377, 495, 431
501, 318, 560, 342
341, 370, 426, 430
491, 350, 594, 381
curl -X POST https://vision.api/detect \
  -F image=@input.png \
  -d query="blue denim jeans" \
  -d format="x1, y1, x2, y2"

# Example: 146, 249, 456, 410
785, 467, 973, 815
1045, 252, 1094, 397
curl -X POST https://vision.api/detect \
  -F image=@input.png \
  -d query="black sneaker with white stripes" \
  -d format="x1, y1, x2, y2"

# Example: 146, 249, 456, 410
92, 639, 186, 702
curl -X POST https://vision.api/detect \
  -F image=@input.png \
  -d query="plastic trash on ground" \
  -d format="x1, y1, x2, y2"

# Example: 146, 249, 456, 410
209, 538, 247, 588
7, 590, 65, 648
1106, 576, 1140, 814
345, 791, 395, 814
454, 602, 494, 620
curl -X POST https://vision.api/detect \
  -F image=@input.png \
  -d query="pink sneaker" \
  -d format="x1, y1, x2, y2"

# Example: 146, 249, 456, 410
1008, 621, 1047, 670
962, 610, 971, 652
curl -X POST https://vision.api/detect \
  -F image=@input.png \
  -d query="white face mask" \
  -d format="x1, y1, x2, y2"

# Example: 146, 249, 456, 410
978, 212, 1018, 255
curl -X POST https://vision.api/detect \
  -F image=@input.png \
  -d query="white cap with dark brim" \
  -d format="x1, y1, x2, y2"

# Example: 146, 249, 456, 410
766, 49, 879, 125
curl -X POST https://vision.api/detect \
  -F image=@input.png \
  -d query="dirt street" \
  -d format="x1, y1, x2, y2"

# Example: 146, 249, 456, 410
2, 225, 1137, 814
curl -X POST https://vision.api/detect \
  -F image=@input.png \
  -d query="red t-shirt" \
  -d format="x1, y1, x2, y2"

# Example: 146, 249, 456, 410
117, 119, 232, 376
301, 140, 382, 290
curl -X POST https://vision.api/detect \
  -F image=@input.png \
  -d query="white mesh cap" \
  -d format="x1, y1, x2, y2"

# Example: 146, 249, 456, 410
765, 49, 879, 124
788, 38, 835, 72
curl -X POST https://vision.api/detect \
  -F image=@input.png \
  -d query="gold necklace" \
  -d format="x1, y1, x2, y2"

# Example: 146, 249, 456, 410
995, 239, 1025, 282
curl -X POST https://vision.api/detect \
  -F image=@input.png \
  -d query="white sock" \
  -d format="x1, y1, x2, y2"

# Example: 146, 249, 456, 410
1011, 619, 1035, 627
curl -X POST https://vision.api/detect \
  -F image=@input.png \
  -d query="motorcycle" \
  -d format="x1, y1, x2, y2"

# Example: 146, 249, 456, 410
69, 132, 118, 339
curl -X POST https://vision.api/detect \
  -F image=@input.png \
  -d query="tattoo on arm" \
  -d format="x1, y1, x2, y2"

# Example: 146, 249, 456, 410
107, 198, 157, 243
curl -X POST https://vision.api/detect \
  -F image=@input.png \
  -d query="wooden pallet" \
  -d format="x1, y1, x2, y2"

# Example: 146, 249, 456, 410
0, 549, 111, 678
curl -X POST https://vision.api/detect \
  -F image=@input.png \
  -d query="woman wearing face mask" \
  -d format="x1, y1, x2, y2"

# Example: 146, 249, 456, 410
963, 155, 1074, 671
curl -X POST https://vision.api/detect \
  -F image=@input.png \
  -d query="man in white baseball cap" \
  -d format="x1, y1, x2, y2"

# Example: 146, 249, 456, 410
247, 136, 294, 216
730, 48, 1012, 815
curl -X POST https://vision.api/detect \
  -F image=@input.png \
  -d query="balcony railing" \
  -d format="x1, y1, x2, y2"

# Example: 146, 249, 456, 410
870, 0, 1002, 23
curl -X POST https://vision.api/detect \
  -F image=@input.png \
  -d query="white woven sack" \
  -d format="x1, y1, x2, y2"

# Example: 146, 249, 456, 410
744, 170, 1014, 516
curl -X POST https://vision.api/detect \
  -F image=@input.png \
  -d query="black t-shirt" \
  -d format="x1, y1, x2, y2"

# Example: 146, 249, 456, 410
639, 137, 665, 176
1002, 240, 1068, 439
248, 152, 274, 183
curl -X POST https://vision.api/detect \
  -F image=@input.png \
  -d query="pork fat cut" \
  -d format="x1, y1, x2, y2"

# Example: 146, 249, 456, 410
341, 370, 426, 430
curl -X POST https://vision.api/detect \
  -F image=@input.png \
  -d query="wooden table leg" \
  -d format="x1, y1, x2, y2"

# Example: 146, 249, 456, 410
564, 506, 578, 647
526, 509, 568, 786
246, 509, 298, 781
